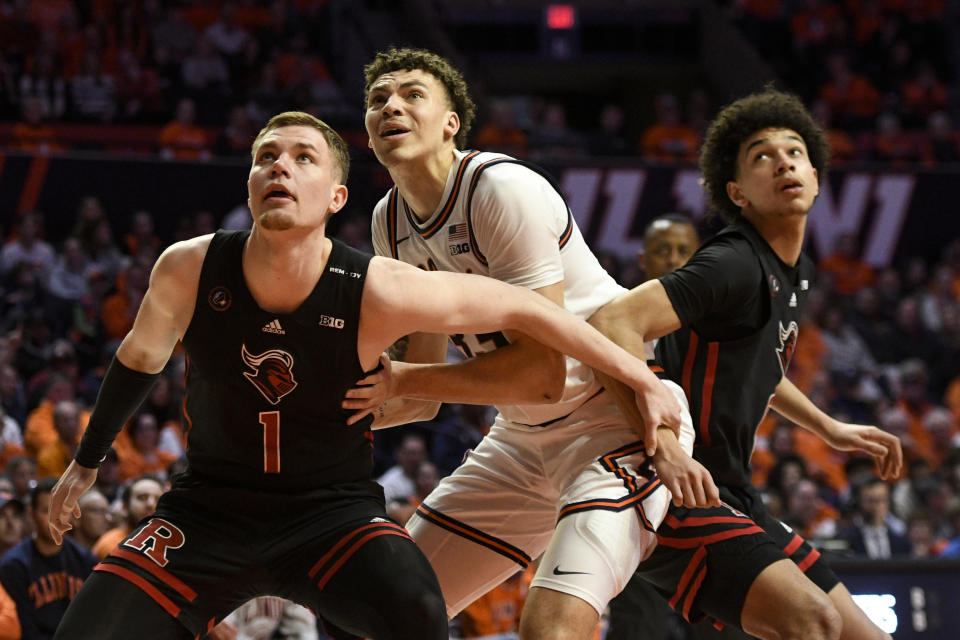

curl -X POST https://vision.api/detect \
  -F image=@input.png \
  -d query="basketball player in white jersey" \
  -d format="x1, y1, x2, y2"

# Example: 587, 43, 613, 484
355, 48, 718, 639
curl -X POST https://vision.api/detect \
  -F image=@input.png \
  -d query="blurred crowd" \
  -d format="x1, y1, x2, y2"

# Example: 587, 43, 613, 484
1, 1, 959, 167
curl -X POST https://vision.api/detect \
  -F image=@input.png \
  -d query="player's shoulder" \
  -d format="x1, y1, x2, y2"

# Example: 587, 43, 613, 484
469, 151, 550, 187
154, 233, 214, 277
371, 187, 397, 221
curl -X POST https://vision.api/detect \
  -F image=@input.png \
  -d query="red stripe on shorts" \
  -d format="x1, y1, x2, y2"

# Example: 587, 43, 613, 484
657, 525, 764, 549
95, 562, 180, 618
316, 529, 412, 590
110, 548, 197, 601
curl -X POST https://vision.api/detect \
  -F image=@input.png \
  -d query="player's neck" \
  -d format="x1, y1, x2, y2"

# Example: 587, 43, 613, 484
741, 209, 806, 266
389, 148, 457, 222
243, 227, 332, 313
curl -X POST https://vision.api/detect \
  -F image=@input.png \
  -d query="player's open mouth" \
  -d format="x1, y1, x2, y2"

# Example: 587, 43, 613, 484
379, 124, 410, 138
264, 188, 294, 201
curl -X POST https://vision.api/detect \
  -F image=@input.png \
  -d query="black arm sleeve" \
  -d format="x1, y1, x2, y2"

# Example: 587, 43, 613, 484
74, 357, 160, 469
658, 235, 764, 335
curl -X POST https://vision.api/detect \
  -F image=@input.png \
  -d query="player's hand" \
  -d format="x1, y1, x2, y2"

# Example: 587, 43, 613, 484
633, 379, 682, 456
652, 428, 721, 508
825, 421, 904, 481
343, 353, 392, 426
49, 460, 98, 544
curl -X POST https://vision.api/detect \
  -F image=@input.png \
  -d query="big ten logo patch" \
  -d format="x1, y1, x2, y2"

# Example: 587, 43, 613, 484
122, 518, 186, 567
449, 242, 470, 256
319, 315, 344, 329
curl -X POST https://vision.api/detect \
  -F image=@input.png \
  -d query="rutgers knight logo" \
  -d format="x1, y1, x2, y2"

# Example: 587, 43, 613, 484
241, 344, 298, 404
776, 321, 799, 375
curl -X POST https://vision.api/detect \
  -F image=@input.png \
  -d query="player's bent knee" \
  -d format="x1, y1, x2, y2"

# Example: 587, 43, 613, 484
381, 588, 447, 640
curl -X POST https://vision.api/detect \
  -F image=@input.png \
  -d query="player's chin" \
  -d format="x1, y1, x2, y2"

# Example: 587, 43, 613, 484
258, 210, 296, 231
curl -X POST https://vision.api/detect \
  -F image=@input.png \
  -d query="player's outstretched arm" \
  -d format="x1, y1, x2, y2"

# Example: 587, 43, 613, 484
360, 258, 681, 437
49, 237, 207, 543
771, 377, 903, 481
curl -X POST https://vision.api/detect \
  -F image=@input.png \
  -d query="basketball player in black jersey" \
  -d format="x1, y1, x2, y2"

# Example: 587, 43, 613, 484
44, 112, 685, 640
591, 91, 902, 640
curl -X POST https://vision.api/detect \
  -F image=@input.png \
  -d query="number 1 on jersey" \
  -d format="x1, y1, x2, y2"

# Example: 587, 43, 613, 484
259, 411, 281, 473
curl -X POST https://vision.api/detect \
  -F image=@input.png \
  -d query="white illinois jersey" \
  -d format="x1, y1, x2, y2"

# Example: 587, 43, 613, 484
372, 149, 627, 426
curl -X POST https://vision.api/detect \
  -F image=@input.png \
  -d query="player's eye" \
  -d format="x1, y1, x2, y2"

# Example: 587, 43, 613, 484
298, 153, 312, 163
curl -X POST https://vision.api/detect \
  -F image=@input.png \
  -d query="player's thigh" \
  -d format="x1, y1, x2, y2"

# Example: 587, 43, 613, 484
827, 582, 892, 640
740, 559, 841, 640
520, 586, 600, 640
303, 525, 447, 640
55, 571, 193, 640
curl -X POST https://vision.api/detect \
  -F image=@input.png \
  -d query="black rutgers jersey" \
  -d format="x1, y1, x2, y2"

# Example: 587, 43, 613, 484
179, 230, 374, 491
656, 218, 814, 487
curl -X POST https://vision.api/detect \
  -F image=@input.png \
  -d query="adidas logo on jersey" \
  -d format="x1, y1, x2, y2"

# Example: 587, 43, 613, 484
789, 292, 798, 307
262, 319, 285, 335
369, 517, 390, 524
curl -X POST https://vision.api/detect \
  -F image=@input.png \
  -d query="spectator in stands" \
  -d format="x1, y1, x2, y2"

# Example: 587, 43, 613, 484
17, 51, 65, 122
639, 93, 698, 163
919, 263, 959, 332
873, 111, 921, 165
46, 237, 92, 308
214, 104, 256, 157
474, 98, 529, 158
818, 231, 875, 296
387, 460, 441, 525
68, 490, 110, 552
0, 478, 97, 639
588, 103, 631, 157
91, 474, 163, 559
122, 210, 161, 261
457, 566, 535, 639
923, 111, 960, 163
181, 35, 230, 115
0, 493, 25, 559
4, 458, 35, 505
35, 400, 82, 479
0, 404, 24, 472
10, 95, 61, 153
114, 49, 166, 124
203, 2, 250, 64
784, 477, 838, 540
818, 52, 880, 129
907, 510, 944, 557
839, 476, 910, 558
92, 448, 121, 506
100, 259, 149, 342
69, 50, 116, 123
85, 218, 128, 286
901, 62, 948, 127
23, 374, 87, 458
0, 212, 56, 281
159, 97, 210, 160
0, 365, 27, 429
149, 8, 198, 63
117, 412, 176, 482
527, 101, 585, 160
376, 433, 427, 504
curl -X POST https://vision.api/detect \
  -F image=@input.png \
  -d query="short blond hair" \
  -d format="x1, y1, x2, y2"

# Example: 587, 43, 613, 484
251, 111, 350, 183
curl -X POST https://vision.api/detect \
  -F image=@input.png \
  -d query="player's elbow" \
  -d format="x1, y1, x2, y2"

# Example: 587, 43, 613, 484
528, 349, 566, 403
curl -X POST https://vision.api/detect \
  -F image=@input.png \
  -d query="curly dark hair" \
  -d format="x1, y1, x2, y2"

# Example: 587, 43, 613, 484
363, 48, 476, 149
699, 90, 828, 222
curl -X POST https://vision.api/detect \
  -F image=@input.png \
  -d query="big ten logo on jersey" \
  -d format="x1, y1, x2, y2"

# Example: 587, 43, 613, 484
561, 167, 914, 267
122, 518, 186, 567
328, 266, 362, 279
451, 331, 509, 358
319, 315, 344, 329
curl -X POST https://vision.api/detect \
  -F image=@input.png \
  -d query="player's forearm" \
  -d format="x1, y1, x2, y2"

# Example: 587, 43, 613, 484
392, 343, 564, 405
371, 396, 441, 429
770, 377, 834, 440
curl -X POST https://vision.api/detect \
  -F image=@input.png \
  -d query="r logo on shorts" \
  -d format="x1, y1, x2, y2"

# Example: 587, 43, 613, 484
123, 518, 186, 567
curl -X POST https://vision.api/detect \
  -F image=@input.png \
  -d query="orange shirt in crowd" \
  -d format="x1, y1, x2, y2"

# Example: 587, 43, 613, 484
158, 122, 209, 160
92, 526, 130, 560
36, 439, 74, 479
0, 582, 20, 640
640, 123, 699, 163
818, 253, 875, 296
24, 402, 90, 458
819, 75, 880, 120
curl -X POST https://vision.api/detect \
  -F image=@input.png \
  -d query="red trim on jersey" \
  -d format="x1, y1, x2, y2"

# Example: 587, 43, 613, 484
420, 151, 482, 238
206, 618, 216, 633
796, 548, 821, 572
649, 365, 664, 373
181, 356, 193, 437
681, 331, 698, 401
657, 525, 764, 549
110, 548, 198, 601
263, 417, 280, 473
782, 533, 804, 557
698, 342, 719, 445
315, 528, 412, 590
308, 522, 410, 579
683, 565, 708, 621
95, 563, 180, 618
664, 514, 755, 529
668, 545, 706, 610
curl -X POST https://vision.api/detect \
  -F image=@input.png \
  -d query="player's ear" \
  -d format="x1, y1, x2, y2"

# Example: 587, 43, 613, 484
726, 181, 746, 208
328, 184, 348, 214
368, 136, 373, 149
811, 167, 819, 197
444, 111, 460, 140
